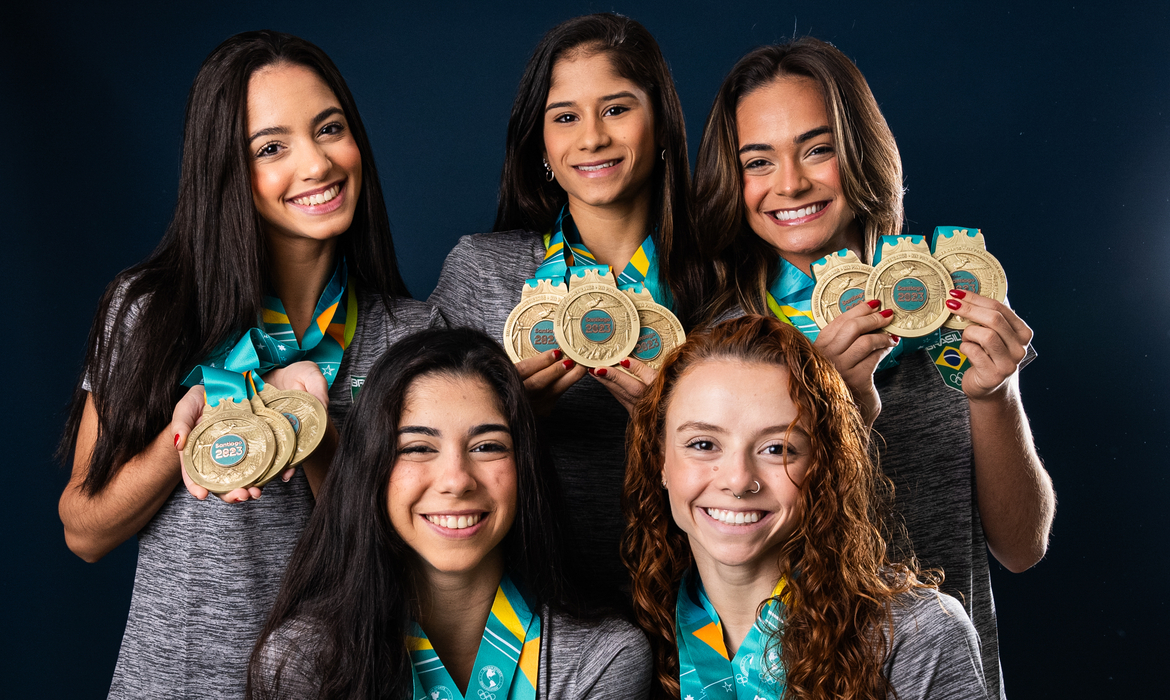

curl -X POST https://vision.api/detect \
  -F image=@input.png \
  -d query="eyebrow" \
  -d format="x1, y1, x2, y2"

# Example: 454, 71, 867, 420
397, 423, 510, 438
398, 426, 439, 437
545, 91, 639, 113
675, 420, 807, 438
248, 106, 344, 144
469, 423, 510, 437
737, 126, 832, 156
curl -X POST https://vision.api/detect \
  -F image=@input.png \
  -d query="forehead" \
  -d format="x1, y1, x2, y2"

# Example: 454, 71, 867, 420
666, 359, 798, 426
547, 49, 643, 100
246, 63, 338, 127
401, 373, 506, 422
735, 76, 827, 142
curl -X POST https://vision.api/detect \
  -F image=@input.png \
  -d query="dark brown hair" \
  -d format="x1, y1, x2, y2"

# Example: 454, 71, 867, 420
621, 315, 934, 700
691, 38, 904, 324
494, 13, 704, 325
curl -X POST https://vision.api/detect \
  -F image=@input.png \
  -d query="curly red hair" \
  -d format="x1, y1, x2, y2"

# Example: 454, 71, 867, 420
621, 315, 936, 700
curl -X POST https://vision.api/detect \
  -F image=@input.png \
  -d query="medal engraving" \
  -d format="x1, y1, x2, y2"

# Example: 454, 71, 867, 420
184, 398, 275, 493
811, 249, 874, 329
623, 286, 686, 369
260, 387, 327, 466
503, 279, 568, 363
553, 269, 639, 367
866, 237, 954, 337
932, 228, 1008, 330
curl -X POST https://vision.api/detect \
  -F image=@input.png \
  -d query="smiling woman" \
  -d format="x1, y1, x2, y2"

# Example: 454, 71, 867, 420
248, 328, 651, 699
56, 31, 441, 699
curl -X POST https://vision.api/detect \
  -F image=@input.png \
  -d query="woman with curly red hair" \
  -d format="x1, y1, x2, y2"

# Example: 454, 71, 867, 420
622, 315, 986, 700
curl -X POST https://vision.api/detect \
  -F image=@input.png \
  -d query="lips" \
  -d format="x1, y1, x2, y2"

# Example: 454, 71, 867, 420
420, 510, 489, 538
766, 200, 828, 225
571, 158, 623, 178
287, 179, 347, 214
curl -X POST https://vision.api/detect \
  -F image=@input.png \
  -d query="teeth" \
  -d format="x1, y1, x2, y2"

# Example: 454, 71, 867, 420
577, 160, 617, 172
292, 184, 340, 206
772, 202, 825, 221
425, 513, 482, 529
705, 508, 761, 525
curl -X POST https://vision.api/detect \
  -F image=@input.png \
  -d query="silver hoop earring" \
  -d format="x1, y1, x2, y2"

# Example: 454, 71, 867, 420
543, 159, 555, 182
660, 148, 666, 161
733, 480, 761, 499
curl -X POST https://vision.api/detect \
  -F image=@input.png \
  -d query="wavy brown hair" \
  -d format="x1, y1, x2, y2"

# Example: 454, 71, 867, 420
690, 38, 904, 325
621, 315, 934, 700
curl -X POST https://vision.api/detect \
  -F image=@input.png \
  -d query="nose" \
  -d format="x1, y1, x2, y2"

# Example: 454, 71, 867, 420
434, 451, 477, 497
772, 157, 811, 198
579, 113, 611, 152
716, 446, 758, 499
297, 139, 333, 181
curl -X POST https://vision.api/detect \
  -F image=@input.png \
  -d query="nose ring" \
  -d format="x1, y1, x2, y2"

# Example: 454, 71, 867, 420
733, 480, 761, 499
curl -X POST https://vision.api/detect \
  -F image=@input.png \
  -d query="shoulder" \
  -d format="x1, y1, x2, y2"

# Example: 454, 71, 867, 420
885, 590, 988, 700
355, 293, 444, 332
448, 230, 545, 259
542, 610, 652, 699
435, 231, 544, 280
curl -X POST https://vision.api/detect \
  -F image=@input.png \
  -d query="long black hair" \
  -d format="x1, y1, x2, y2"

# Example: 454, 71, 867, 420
60, 30, 410, 494
247, 328, 571, 699
493, 13, 705, 326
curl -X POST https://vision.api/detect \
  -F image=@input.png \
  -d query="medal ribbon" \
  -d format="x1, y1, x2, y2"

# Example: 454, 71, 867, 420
409, 574, 541, 700
181, 258, 358, 405
676, 569, 787, 700
531, 205, 673, 308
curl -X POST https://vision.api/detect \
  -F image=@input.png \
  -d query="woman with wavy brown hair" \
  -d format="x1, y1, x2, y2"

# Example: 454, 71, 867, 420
689, 38, 1054, 697
622, 315, 986, 700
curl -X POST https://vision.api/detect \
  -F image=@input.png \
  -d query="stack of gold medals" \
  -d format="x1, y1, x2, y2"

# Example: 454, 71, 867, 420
183, 371, 327, 494
504, 266, 684, 370
810, 227, 1007, 337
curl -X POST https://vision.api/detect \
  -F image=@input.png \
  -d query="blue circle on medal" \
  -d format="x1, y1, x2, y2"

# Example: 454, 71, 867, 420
950, 270, 980, 294
892, 277, 928, 311
580, 309, 615, 342
281, 412, 301, 434
210, 434, 247, 467
529, 319, 559, 353
633, 327, 662, 361
479, 665, 504, 691
837, 287, 865, 314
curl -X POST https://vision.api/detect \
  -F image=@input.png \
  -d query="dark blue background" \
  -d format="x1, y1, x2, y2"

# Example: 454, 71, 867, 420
3, 1, 1167, 696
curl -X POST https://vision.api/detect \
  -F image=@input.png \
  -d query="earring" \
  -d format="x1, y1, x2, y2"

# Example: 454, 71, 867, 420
660, 148, 666, 161
661, 474, 668, 488
543, 158, 555, 182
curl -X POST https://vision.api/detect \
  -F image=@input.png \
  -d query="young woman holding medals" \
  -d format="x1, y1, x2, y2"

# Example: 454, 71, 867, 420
429, 13, 697, 603
57, 31, 440, 698
622, 315, 987, 700
248, 328, 650, 699
689, 39, 1055, 696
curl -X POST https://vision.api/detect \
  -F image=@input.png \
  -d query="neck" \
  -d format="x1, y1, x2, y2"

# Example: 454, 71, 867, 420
416, 552, 505, 695
777, 220, 865, 277
265, 234, 338, 344
567, 187, 652, 272
692, 548, 783, 657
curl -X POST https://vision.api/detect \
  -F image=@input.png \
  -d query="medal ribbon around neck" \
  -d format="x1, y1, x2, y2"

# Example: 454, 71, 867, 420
676, 569, 788, 700
181, 258, 357, 402
409, 574, 541, 700
532, 205, 674, 308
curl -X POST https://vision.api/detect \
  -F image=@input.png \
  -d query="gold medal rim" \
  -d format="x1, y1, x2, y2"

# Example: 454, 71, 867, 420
811, 262, 874, 329
184, 401, 276, 493
503, 292, 566, 363
629, 297, 686, 369
936, 246, 1008, 330
261, 388, 328, 466
865, 250, 954, 337
553, 282, 640, 368
250, 398, 297, 487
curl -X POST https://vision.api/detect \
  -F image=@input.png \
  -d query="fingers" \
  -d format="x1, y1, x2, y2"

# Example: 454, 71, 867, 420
515, 349, 562, 381
523, 355, 584, 393
835, 331, 899, 373
590, 357, 658, 414
947, 290, 1033, 347
263, 361, 331, 407
179, 456, 209, 500
280, 468, 295, 483
815, 299, 895, 358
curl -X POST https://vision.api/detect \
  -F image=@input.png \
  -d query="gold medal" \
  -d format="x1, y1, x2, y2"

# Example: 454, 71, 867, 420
865, 237, 954, 337
184, 397, 275, 493
502, 279, 568, 363
553, 268, 640, 368
932, 228, 1008, 330
623, 286, 685, 370
810, 249, 873, 329
249, 394, 297, 487
259, 387, 328, 466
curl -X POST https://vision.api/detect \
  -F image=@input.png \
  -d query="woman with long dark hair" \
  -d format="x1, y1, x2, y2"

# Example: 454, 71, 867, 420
248, 328, 650, 699
429, 13, 698, 603
57, 31, 440, 698
623, 315, 986, 700
688, 39, 1054, 697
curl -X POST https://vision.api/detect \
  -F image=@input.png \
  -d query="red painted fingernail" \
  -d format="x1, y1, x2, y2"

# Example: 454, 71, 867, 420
880, 309, 893, 318
562, 359, 575, 370
889, 335, 900, 342
620, 359, 631, 368
946, 299, 962, 310
552, 349, 563, 360
949, 289, 967, 299
867, 299, 881, 309
596, 367, 608, 377
174, 434, 181, 447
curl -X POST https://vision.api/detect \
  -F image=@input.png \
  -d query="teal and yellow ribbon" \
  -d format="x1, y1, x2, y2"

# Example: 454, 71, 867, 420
410, 574, 541, 700
676, 569, 787, 700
